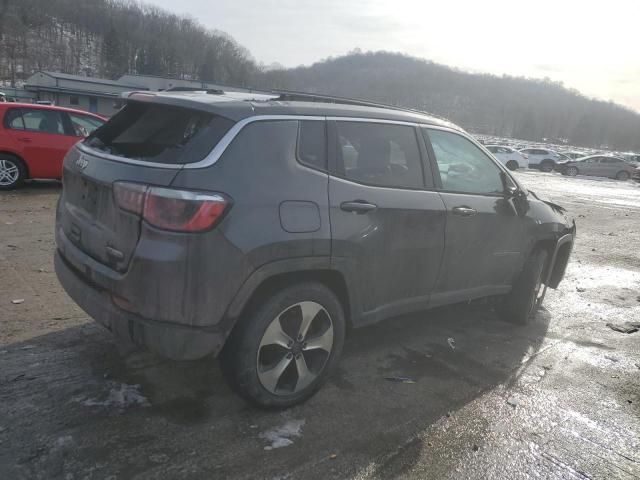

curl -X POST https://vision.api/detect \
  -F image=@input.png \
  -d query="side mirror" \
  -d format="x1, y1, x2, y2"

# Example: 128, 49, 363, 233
500, 171, 519, 198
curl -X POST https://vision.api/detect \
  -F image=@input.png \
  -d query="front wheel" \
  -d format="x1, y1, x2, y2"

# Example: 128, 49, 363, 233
0, 155, 26, 190
500, 249, 548, 325
506, 160, 519, 171
616, 170, 630, 181
220, 282, 346, 408
564, 166, 579, 176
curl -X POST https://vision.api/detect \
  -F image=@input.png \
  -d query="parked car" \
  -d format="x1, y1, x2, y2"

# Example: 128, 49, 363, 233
54, 91, 575, 408
0, 103, 106, 189
557, 155, 636, 180
518, 147, 562, 172
484, 145, 529, 170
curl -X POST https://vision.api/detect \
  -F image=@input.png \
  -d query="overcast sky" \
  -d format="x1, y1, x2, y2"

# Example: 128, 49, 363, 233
149, 0, 640, 112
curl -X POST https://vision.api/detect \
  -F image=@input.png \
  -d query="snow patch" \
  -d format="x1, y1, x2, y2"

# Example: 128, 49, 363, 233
72, 383, 150, 409
260, 419, 305, 450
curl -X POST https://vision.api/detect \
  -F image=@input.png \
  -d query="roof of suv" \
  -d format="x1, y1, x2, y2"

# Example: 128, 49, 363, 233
125, 91, 462, 131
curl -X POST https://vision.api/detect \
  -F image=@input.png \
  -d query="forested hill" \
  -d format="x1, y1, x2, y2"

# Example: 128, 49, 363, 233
257, 52, 640, 150
1, 1, 639, 150
0, 0, 256, 85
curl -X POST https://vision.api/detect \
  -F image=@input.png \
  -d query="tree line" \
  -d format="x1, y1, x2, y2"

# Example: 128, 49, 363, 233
0, 0, 256, 85
1, 0, 639, 150
258, 51, 640, 151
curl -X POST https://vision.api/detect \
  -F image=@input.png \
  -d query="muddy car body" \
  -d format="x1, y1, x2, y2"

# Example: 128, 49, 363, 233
55, 91, 575, 407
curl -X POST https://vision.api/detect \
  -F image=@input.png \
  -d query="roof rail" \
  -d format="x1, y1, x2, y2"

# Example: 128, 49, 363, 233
272, 89, 442, 119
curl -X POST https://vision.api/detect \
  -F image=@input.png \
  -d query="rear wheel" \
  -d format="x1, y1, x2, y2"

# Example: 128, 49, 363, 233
220, 282, 346, 408
500, 249, 548, 325
0, 155, 26, 190
616, 170, 630, 181
540, 160, 555, 172
506, 160, 518, 171
564, 166, 579, 176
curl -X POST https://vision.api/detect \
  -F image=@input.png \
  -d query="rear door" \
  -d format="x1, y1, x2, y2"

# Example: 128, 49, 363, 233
423, 127, 526, 305
521, 148, 539, 166
579, 157, 600, 175
4, 107, 77, 178
599, 157, 625, 177
328, 119, 446, 324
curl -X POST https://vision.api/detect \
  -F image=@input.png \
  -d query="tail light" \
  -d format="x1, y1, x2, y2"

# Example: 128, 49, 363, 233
114, 182, 229, 232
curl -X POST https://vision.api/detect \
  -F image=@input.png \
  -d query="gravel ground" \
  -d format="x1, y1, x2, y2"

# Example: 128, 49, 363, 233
0, 173, 639, 479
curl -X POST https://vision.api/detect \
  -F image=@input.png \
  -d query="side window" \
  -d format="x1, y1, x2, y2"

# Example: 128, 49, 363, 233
335, 121, 424, 189
4, 108, 24, 130
425, 129, 504, 195
21, 109, 65, 134
297, 120, 327, 171
67, 113, 105, 138
486, 146, 497, 153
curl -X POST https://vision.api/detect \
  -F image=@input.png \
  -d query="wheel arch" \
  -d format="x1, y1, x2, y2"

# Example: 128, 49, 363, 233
531, 233, 574, 290
225, 260, 353, 328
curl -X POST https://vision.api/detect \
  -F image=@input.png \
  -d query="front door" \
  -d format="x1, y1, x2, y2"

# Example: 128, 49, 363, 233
4, 107, 77, 179
423, 127, 527, 305
328, 120, 446, 325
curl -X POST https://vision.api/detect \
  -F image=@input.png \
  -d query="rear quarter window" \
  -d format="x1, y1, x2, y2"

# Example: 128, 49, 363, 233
85, 102, 234, 164
297, 120, 327, 171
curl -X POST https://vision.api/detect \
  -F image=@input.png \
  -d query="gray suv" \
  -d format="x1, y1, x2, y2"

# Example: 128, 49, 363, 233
54, 91, 575, 408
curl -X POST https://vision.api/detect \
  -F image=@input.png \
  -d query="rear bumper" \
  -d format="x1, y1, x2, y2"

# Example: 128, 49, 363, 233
55, 250, 226, 360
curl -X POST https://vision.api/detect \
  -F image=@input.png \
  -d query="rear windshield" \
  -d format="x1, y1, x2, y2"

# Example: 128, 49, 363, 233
85, 102, 234, 164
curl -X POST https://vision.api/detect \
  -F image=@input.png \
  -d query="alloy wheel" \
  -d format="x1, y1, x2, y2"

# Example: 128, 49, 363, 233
0, 159, 19, 186
257, 301, 333, 395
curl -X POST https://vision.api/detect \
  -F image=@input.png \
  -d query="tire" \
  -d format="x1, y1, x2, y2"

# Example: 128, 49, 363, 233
0, 155, 26, 190
220, 282, 346, 409
539, 160, 555, 173
565, 166, 579, 177
615, 170, 630, 181
506, 160, 518, 171
500, 249, 548, 325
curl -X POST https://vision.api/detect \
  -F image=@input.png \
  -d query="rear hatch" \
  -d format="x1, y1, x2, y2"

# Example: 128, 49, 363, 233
58, 100, 234, 272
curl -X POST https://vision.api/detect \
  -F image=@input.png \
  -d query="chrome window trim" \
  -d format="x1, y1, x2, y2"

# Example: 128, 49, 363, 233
75, 114, 455, 170
77, 115, 325, 170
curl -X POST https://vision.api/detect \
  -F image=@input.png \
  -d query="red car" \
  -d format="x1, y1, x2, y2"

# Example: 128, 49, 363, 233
0, 103, 106, 189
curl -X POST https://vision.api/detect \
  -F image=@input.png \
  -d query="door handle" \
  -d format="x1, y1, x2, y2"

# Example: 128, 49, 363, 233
17, 137, 32, 143
452, 206, 477, 217
340, 200, 377, 214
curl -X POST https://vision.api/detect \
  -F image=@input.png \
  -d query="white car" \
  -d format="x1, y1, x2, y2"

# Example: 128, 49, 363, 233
485, 145, 529, 170
518, 148, 562, 172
